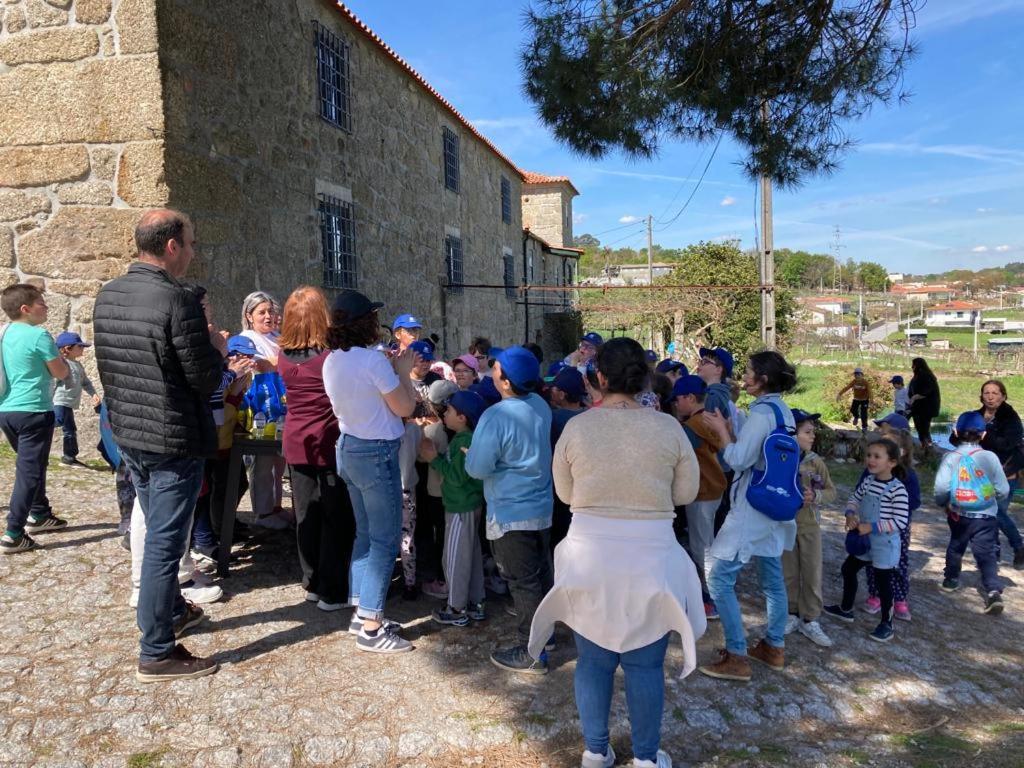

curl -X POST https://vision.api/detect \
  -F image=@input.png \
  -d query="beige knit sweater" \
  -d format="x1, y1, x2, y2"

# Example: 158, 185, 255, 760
552, 407, 700, 519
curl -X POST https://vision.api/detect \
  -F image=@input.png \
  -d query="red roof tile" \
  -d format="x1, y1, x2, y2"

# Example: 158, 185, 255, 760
522, 171, 580, 195
928, 301, 982, 311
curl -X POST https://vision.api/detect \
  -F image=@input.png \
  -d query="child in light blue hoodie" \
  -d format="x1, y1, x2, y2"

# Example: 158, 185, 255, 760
466, 346, 553, 675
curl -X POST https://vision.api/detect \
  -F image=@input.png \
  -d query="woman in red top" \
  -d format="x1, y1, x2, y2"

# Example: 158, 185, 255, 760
277, 287, 355, 611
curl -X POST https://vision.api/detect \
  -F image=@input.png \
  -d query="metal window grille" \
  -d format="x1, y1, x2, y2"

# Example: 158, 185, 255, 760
562, 260, 573, 307
315, 22, 351, 131
443, 127, 460, 193
503, 253, 516, 299
500, 176, 511, 223
445, 235, 464, 294
318, 194, 357, 289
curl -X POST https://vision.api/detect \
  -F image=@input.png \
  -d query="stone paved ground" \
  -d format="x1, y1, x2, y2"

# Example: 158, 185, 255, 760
2, 453, 1024, 768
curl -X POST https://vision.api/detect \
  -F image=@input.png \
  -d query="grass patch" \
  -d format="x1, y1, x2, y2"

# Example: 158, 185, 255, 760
987, 722, 1024, 735
127, 749, 168, 768
523, 713, 555, 727
671, 706, 684, 722
721, 744, 788, 765
891, 731, 976, 768
839, 747, 870, 765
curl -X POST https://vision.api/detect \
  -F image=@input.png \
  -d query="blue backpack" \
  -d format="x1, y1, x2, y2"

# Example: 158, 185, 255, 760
745, 401, 803, 522
951, 448, 996, 512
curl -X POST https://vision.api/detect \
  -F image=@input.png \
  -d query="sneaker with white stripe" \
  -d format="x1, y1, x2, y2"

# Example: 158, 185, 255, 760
356, 623, 413, 653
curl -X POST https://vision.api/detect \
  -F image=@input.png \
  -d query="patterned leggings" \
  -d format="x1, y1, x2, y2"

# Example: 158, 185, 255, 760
401, 489, 417, 587
867, 524, 911, 602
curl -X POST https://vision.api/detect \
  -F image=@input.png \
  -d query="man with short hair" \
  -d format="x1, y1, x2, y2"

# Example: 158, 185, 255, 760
0, 284, 70, 554
94, 209, 225, 682
696, 346, 734, 419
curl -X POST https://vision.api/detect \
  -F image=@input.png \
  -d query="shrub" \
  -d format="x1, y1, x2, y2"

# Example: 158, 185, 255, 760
820, 366, 894, 424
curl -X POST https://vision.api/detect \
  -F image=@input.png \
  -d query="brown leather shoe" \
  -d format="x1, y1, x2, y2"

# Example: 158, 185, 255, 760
698, 649, 752, 681
748, 638, 785, 670
136, 644, 218, 683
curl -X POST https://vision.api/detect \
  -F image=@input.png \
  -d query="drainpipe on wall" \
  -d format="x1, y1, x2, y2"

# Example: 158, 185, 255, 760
522, 232, 530, 344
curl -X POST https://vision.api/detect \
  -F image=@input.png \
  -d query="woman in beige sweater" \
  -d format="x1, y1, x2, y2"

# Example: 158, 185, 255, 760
529, 337, 704, 768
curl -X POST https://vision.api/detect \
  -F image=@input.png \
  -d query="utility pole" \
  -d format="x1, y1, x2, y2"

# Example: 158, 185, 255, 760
831, 225, 844, 291
646, 214, 654, 287
759, 104, 776, 349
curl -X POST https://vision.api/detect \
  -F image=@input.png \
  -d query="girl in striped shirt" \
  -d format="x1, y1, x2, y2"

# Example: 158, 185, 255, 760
825, 439, 909, 643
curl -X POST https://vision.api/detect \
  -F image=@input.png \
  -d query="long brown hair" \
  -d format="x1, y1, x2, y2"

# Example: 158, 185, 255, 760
278, 286, 329, 351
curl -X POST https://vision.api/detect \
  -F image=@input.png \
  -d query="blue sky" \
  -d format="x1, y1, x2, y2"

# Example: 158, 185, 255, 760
351, 1, 1024, 273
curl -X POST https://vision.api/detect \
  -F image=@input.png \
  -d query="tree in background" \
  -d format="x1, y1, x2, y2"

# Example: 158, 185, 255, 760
522, 0, 917, 187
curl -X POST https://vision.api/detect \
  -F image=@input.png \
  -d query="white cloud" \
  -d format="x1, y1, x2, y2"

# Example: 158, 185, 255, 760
928, 197, 947, 205
572, 213, 588, 225
618, 215, 639, 224
861, 142, 1024, 168
593, 168, 730, 187
972, 245, 989, 253
977, 207, 994, 213
720, 196, 736, 207
996, 245, 1012, 252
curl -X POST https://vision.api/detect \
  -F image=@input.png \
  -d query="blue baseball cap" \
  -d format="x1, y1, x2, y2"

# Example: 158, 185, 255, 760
552, 367, 586, 399
845, 531, 871, 558
55, 331, 90, 348
792, 408, 821, 425
656, 359, 687, 375
409, 340, 434, 361
227, 335, 258, 356
487, 346, 505, 361
645, 349, 658, 363
672, 374, 707, 399
956, 411, 987, 434
448, 390, 486, 429
874, 413, 910, 431
889, 375, 904, 385
546, 361, 568, 380
580, 332, 603, 347
495, 346, 541, 390
393, 313, 423, 331
699, 347, 734, 379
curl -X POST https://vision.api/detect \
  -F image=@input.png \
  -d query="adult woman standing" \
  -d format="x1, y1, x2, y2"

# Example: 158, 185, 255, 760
531, 337, 704, 768
698, 351, 799, 683
277, 287, 356, 611
977, 379, 1024, 570
323, 290, 419, 653
907, 357, 941, 449
240, 290, 290, 529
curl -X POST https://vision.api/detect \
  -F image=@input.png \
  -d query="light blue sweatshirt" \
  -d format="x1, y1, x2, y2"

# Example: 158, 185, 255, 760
934, 443, 1009, 517
465, 393, 553, 527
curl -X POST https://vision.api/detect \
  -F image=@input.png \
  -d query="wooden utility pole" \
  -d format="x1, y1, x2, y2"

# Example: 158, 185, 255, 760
759, 104, 776, 349
646, 215, 654, 286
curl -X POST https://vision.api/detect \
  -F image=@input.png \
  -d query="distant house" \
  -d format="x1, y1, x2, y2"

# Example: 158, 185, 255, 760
591, 262, 676, 286
813, 324, 855, 339
891, 284, 955, 302
925, 301, 983, 328
802, 296, 851, 315
887, 273, 904, 284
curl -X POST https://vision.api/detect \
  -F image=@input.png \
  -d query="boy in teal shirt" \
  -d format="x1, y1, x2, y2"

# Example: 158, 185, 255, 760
0, 284, 71, 553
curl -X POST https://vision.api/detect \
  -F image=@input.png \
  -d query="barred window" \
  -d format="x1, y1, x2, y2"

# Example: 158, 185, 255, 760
315, 21, 351, 131
318, 194, 356, 289
443, 127, 460, 193
500, 176, 511, 223
503, 252, 516, 299
445, 234, 463, 294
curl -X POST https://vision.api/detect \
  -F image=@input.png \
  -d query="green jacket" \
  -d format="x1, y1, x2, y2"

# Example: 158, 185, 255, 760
430, 430, 484, 513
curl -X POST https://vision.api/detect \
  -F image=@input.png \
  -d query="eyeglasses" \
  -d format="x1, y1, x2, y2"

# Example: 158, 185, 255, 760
699, 358, 720, 368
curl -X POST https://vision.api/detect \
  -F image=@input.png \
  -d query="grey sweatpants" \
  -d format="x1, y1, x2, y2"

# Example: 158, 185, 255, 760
685, 496, 721, 593
443, 507, 485, 611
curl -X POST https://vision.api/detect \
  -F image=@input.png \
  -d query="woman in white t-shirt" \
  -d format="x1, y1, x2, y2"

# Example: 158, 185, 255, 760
323, 290, 419, 654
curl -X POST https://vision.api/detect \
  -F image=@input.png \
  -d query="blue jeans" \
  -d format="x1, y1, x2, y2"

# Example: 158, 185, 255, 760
0, 411, 54, 533
336, 435, 402, 620
574, 632, 669, 763
996, 478, 1022, 552
121, 447, 204, 662
708, 555, 788, 655
53, 405, 79, 459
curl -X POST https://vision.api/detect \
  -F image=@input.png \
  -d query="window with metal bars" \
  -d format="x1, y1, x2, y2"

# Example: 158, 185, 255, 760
445, 235, 463, 294
500, 176, 511, 223
443, 127, 460, 193
315, 21, 351, 131
318, 194, 356, 289
503, 252, 516, 299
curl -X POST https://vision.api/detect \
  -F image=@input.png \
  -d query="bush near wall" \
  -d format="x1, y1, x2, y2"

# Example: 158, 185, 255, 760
818, 367, 894, 423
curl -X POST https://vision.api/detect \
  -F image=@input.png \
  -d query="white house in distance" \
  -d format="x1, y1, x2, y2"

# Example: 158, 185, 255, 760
925, 301, 983, 327
589, 262, 676, 286
891, 283, 956, 303
797, 296, 851, 323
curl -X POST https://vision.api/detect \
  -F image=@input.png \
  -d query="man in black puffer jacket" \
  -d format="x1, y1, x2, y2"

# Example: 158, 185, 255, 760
94, 209, 225, 683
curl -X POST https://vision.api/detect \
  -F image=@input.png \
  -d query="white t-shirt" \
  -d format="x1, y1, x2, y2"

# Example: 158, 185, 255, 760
240, 329, 281, 363
323, 346, 404, 440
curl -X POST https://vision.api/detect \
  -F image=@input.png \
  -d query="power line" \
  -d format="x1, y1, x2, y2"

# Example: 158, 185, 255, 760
655, 142, 712, 222
654, 133, 723, 232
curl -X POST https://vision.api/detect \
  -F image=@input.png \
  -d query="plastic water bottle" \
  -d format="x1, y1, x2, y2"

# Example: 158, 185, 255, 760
253, 411, 266, 437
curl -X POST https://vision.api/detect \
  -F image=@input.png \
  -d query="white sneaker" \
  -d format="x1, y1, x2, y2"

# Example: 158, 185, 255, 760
181, 569, 216, 587
181, 583, 224, 604
784, 614, 800, 635
634, 750, 672, 768
305, 591, 321, 603
128, 588, 139, 609
581, 743, 615, 768
798, 620, 833, 647
252, 513, 289, 530
317, 599, 350, 612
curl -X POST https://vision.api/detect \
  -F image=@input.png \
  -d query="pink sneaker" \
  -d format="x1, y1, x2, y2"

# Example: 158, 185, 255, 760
893, 601, 912, 622
862, 596, 881, 614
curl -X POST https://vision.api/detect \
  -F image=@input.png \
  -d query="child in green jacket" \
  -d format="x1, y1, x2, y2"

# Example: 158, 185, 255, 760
419, 390, 487, 626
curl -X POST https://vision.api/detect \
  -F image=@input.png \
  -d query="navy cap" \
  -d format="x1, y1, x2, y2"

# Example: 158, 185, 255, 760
331, 290, 383, 323
552, 367, 586, 399
956, 411, 987, 434
580, 332, 603, 346
792, 408, 821, 425
656, 359, 687, 375
699, 347, 734, 378
874, 413, 910, 431
672, 374, 707, 399
496, 346, 541, 390
227, 335, 258, 356
449, 390, 487, 429
409, 340, 434, 362
645, 349, 658, 363
392, 313, 423, 331
546, 361, 568, 380
472, 376, 502, 406
845, 530, 871, 558
889, 375, 904, 385
55, 331, 90, 348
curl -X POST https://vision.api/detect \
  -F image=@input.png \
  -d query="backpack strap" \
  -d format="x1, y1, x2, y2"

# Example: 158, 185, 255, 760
761, 400, 786, 430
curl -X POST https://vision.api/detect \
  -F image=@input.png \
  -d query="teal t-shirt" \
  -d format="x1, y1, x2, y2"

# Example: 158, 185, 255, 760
0, 322, 59, 413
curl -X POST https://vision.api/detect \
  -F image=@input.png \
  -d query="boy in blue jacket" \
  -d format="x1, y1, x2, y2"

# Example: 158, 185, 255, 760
466, 346, 554, 675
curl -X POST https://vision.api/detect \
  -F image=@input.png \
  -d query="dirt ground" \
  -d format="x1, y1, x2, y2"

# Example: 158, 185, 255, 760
2, 453, 1023, 768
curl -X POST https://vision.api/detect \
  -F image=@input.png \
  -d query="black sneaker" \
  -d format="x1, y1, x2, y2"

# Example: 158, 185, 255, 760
432, 607, 469, 627
120, 532, 131, 551
0, 532, 38, 554
356, 623, 413, 654
348, 615, 401, 636
490, 645, 548, 675
60, 456, 87, 467
24, 515, 68, 533
984, 591, 1004, 615
869, 621, 894, 643
940, 578, 960, 592
173, 601, 206, 638
467, 601, 486, 621
402, 583, 420, 601
823, 604, 855, 623
136, 644, 218, 683
1014, 549, 1024, 571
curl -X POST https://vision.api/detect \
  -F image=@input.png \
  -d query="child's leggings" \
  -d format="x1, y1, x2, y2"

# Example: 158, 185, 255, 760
841, 555, 893, 622
867, 524, 911, 603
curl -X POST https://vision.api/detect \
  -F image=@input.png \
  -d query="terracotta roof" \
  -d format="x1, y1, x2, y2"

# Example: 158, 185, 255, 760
332, 3, 576, 196
524, 228, 584, 255
928, 301, 982, 311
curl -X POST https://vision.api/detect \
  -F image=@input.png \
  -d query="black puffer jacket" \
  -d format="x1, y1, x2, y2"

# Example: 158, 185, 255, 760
94, 263, 224, 457
978, 401, 1024, 475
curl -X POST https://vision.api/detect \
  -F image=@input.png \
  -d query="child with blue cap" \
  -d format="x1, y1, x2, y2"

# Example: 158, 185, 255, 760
52, 331, 100, 467
392, 314, 423, 352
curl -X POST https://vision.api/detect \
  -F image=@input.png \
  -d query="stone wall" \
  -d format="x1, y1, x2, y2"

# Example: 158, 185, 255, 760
522, 182, 575, 249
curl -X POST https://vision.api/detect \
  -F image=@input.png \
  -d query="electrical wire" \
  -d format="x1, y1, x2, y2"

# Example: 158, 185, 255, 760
654, 133, 723, 232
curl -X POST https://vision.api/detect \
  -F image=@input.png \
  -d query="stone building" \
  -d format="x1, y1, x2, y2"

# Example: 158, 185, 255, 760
0, 0, 581, 360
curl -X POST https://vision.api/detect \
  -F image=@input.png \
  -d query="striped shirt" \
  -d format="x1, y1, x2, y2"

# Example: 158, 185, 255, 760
846, 475, 909, 534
